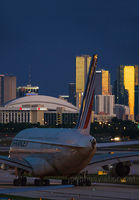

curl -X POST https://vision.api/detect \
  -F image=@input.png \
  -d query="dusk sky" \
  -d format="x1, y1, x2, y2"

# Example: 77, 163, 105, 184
0, 0, 139, 97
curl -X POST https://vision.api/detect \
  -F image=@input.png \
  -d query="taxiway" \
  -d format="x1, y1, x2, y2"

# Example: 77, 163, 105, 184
0, 170, 139, 200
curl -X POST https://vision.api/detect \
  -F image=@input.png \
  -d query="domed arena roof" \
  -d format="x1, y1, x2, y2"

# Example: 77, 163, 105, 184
5, 95, 78, 112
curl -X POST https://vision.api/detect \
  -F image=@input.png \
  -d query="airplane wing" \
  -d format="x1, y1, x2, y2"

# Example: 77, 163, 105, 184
88, 140, 139, 167
96, 140, 139, 148
89, 151, 139, 168
0, 155, 32, 172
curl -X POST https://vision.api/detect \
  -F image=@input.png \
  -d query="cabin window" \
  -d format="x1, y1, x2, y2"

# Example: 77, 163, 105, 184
11, 140, 28, 147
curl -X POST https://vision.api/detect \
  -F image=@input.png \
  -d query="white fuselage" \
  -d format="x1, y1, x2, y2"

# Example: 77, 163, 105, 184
9, 128, 96, 177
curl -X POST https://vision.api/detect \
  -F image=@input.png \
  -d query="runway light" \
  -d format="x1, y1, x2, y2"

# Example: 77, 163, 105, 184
114, 137, 120, 141
111, 137, 120, 142
121, 178, 126, 183
109, 152, 115, 154
98, 171, 107, 175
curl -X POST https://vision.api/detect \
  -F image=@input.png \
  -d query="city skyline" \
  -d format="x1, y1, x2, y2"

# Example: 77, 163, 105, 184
0, 0, 139, 97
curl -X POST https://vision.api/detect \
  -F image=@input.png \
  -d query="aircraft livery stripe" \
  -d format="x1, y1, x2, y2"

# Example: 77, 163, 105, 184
83, 90, 95, 129
78, 55, 97, 129
77, 55, 97, 129
77, 59, 94, 128
80, 70, 96, 129
78, 67, 94, 128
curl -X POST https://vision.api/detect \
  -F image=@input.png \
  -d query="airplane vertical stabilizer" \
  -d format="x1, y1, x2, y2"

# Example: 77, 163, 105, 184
76, 54, 97, 134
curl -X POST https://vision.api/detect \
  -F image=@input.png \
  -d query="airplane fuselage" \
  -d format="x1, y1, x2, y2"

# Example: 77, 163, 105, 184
9, 128, 96, 177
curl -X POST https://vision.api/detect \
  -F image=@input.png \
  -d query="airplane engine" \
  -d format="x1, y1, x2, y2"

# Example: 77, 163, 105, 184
1, 163, 8, 170
25, 157, 55, 177
103, 161, 131, 177
115, 162, 130, 177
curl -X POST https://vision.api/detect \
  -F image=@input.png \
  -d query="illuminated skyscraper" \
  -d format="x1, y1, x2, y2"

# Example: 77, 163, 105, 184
135, 85, 139, 121
76, 55, 111, 109
76, 55, 91, 108
92, 69, 111, 111
117, 65, 139, 120
135, 65, 139, 86
0, 75, 16, 105
95, 70, 111, 95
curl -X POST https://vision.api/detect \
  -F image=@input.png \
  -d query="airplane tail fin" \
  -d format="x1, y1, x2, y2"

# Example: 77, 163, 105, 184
76, 54, 98, 134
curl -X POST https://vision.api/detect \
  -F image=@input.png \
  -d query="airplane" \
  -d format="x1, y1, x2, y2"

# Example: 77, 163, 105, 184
0, 54, 139, 186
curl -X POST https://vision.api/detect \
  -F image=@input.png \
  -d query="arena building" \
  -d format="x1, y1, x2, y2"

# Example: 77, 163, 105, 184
0, 95, 79, 125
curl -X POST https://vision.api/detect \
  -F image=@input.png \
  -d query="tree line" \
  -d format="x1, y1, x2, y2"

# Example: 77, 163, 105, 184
0, 118, 138, 140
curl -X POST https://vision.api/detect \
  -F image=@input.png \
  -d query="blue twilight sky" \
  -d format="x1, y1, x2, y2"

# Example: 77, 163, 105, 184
0, 0, 139, 97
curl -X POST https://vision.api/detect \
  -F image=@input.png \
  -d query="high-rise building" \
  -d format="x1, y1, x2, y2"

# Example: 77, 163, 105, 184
95, 95, 114, 115
114, 104, 130, 120
117, 65, 139, 120
0, 75, 16, 105
113, 80, 117, 103
75, 55, 111, 112
135, 85, 139, 121
92, 69, 111, 111
68, 83, 76, 106
16, 84, 39, 98
95, 70, 111, 95
135, 65, 139, 86
117, 66, 128, 106
76, 55, 91, 108
94, 95, 116, 122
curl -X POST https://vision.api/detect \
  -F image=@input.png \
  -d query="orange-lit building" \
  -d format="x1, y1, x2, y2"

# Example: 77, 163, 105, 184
95, 70, 111, 95
76, 55, 91, 108
117, 65, 139, 120
76, 55, 111, 106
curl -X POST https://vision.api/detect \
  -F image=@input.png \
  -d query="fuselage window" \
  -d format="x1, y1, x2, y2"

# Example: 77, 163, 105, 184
11, 140, 28, 147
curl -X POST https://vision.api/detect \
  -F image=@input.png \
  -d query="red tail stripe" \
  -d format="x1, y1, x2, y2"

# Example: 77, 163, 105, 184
83, 90, 94, 129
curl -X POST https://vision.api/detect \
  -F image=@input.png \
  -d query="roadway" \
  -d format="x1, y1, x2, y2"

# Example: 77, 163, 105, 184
0, 170, 139, 200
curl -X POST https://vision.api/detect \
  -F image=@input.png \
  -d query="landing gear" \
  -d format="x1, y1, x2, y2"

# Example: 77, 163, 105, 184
78, 178, 91, 186
34, 178, 50, 186
62, 179, 69, 185
62, 178, 91, 186
13, 177, 27, 186
13, 168, 27, 186
44, 179, 50, 186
